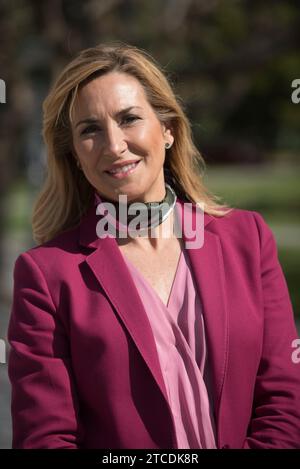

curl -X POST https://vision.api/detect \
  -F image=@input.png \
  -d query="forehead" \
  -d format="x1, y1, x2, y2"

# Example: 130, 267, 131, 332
73, 72, 148, 117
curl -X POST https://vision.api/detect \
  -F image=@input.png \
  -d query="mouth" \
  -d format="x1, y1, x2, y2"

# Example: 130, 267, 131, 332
104, 160, 141, 179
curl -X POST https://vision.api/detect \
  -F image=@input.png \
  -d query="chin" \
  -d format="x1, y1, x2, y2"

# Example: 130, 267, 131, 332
118, 184, 147, 202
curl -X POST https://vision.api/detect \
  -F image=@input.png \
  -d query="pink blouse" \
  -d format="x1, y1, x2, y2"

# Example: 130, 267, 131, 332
121, 213, 217, 449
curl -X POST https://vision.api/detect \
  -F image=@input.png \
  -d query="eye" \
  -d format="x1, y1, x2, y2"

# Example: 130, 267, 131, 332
80, 124, 102, 136
121, 114, 141, 125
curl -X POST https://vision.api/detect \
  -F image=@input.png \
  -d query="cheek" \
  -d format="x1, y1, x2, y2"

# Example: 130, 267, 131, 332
74, 136, 98, 156
147, 127, 166, 160
133, 123, 164, 152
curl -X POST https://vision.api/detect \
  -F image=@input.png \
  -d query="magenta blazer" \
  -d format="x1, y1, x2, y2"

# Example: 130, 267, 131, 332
8, 196, 300, 449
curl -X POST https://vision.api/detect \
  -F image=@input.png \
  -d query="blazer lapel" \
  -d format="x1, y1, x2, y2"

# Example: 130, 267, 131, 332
79, 200, 171, 408
176, 200, 229, 433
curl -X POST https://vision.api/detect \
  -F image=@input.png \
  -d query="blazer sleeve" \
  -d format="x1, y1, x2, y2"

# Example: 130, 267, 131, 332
243, 212, 300, 448
8, 251, 82, 448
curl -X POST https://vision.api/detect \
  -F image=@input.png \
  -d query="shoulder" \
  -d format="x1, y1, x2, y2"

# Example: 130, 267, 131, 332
205, 207, 276, 252
14, 223, 82, 280
207, 207, 271, 234
178, 199, 270, 239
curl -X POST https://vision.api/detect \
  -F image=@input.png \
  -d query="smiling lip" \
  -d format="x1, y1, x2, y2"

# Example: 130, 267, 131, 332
105, 160, 141, 179
105, 159, 141, 172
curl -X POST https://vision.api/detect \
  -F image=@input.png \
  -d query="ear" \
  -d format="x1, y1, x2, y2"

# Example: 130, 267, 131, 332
162, 122, 174, 146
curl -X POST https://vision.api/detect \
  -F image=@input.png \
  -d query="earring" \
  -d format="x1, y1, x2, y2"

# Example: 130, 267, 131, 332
165, 142, 172, 149
76, 159, 82, 171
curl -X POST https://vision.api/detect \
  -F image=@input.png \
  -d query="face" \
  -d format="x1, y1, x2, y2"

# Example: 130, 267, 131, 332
71, 71, 174, 203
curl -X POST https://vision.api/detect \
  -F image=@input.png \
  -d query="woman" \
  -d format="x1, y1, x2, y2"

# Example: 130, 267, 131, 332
8, 43, 300, 449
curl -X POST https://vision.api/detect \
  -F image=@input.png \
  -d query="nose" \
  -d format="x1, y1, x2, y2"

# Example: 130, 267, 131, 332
102, 121, 127, 157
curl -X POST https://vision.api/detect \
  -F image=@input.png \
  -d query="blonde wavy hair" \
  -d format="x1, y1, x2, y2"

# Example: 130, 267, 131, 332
32, 42, 233, 245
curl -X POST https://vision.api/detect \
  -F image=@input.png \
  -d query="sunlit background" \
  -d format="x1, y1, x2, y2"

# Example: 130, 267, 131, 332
0, 0, 299, 448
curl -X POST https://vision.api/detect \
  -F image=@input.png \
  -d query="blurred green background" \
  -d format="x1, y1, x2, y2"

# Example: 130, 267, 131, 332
0, 0, 299, 448
1, 0, 299, 314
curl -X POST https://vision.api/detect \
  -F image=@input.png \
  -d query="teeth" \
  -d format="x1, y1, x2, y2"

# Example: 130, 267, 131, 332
108, 162, 138, 174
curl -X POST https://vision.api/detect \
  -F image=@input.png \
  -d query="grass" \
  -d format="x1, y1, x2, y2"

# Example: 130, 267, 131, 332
203, 162, 300, 222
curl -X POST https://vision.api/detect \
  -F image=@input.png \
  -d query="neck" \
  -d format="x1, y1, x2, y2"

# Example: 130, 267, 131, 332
116, 208, 176, 252
95, 183, 177, 252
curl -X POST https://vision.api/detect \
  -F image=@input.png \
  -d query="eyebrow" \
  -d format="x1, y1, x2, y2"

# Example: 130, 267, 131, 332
75, 106, 143, 128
